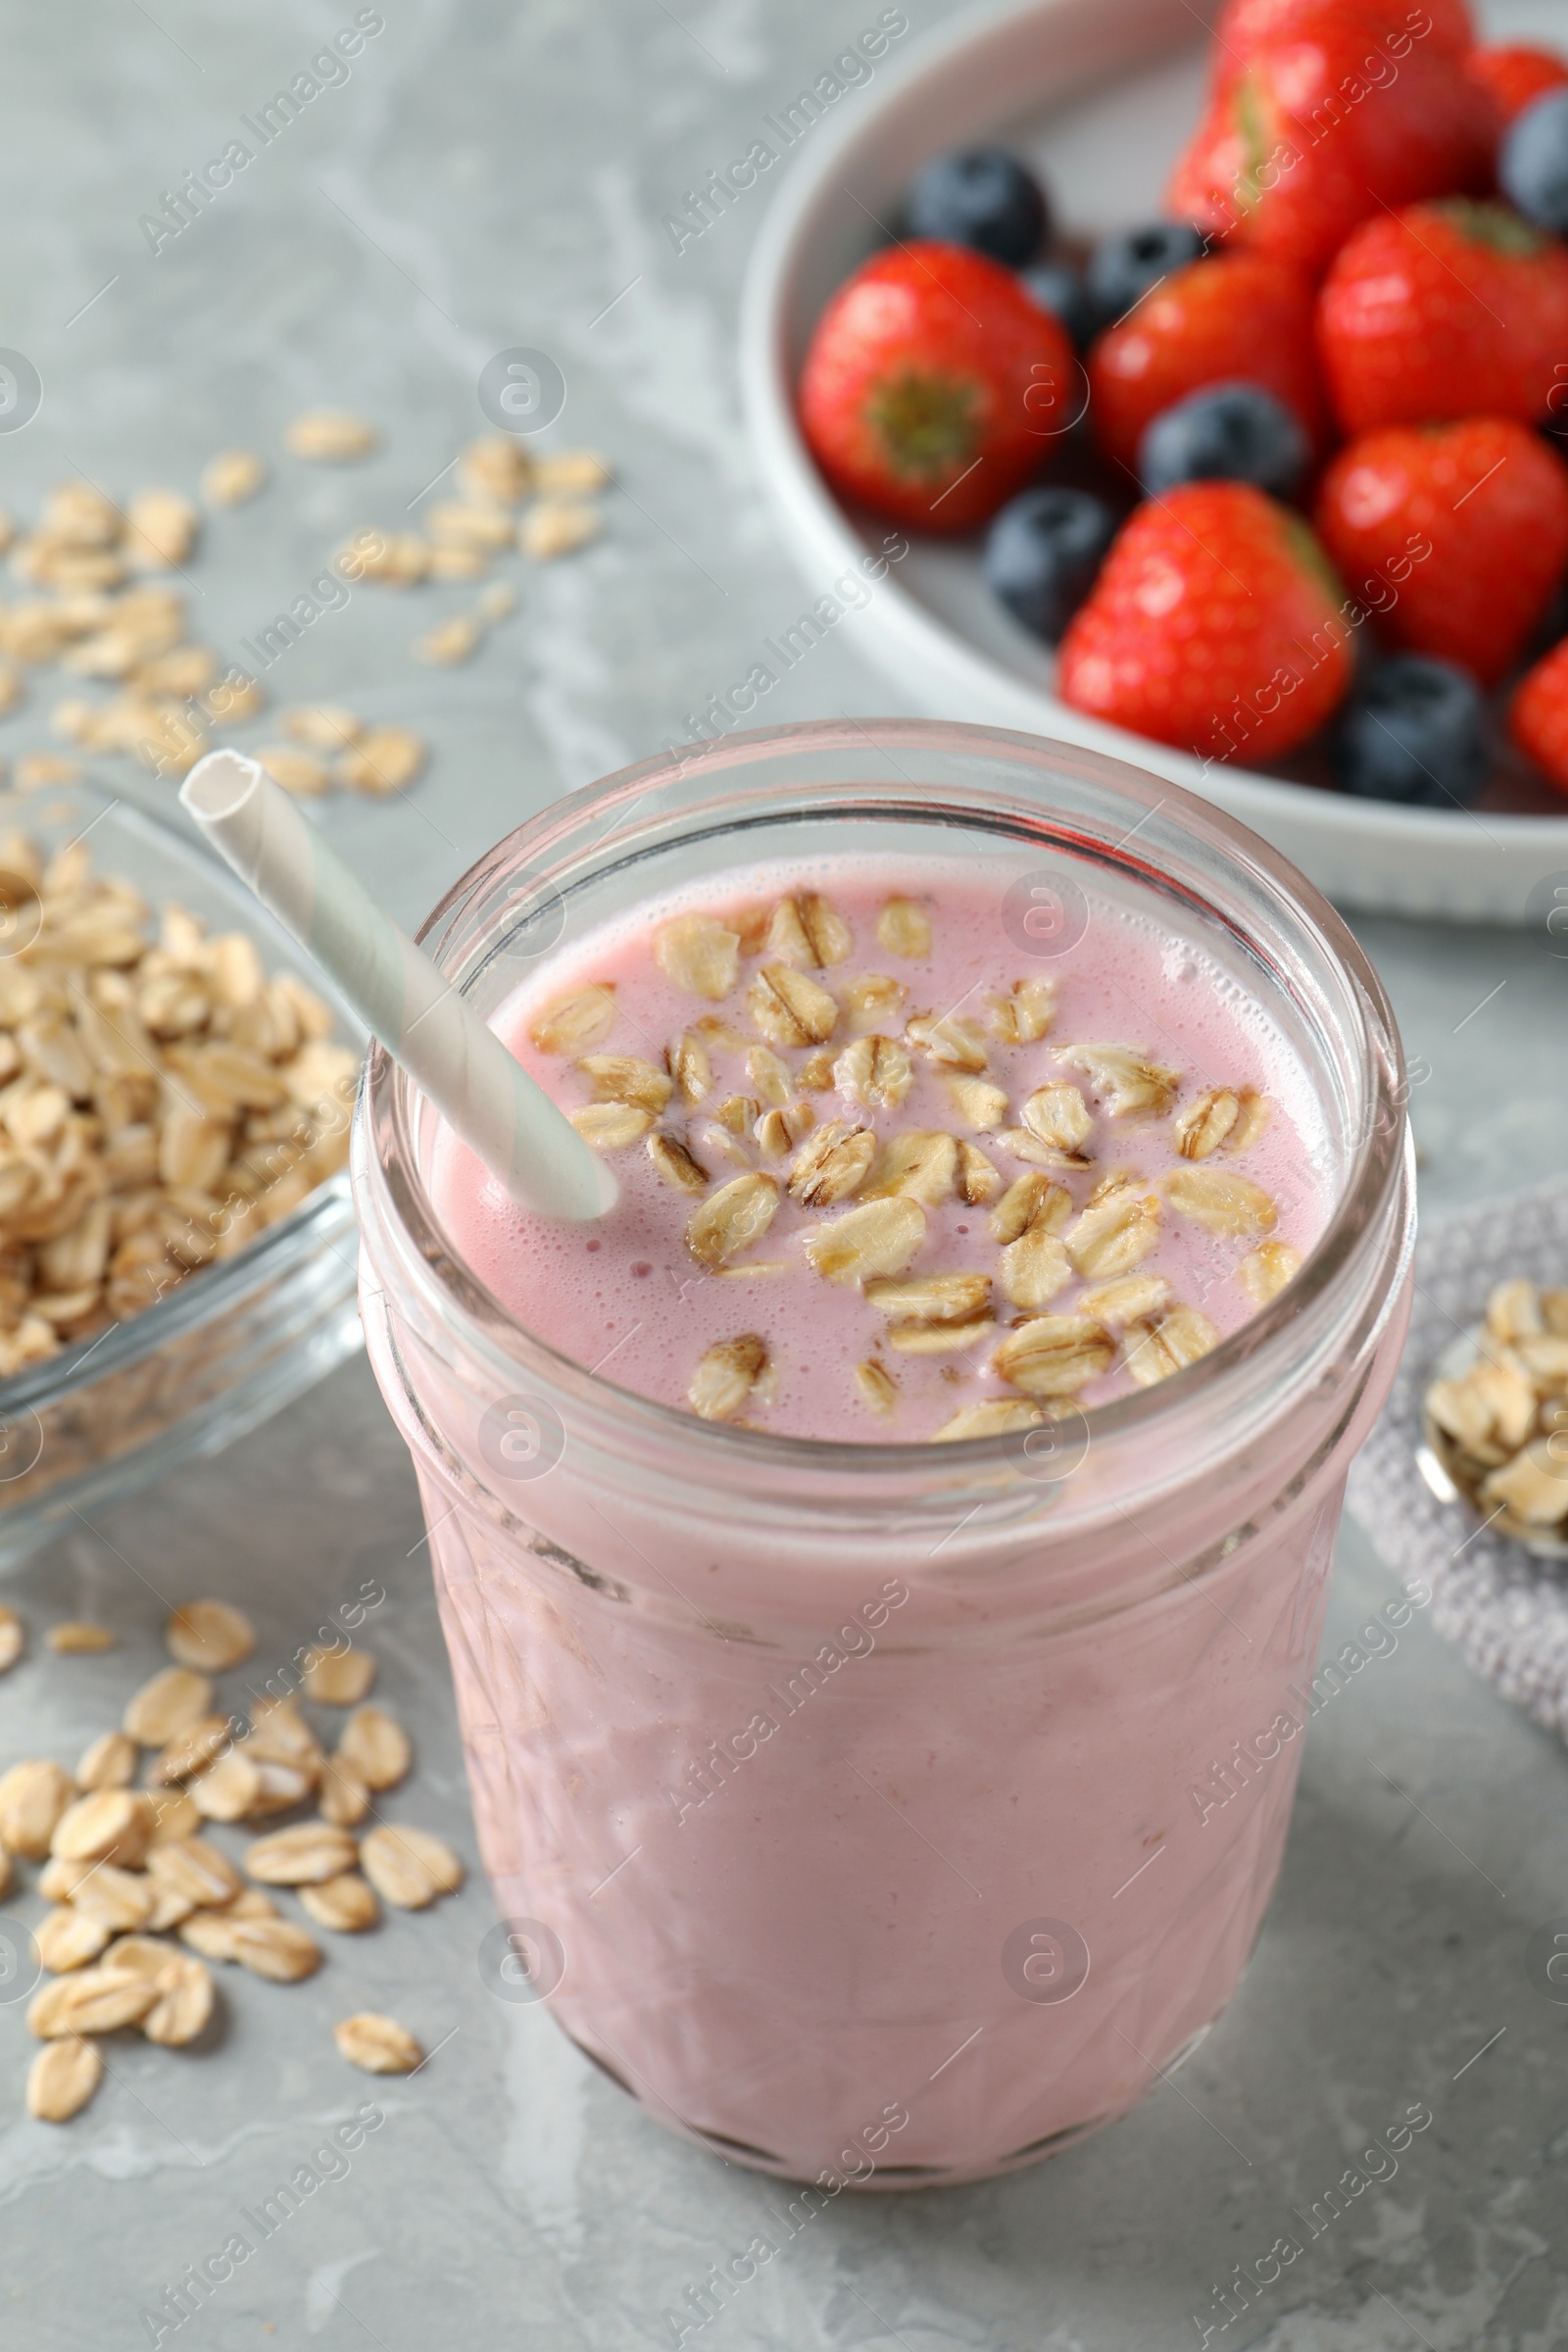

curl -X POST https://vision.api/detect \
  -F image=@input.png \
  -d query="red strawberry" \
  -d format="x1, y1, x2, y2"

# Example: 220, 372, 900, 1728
1313, 418, 1568, 684
1089, 252, 1327, 475
1465, 43, 1568, 129
1509, 637, 1568, 795
1056, 483, 1353, 761
797, 243, 1076, 535
1316, 200, 1568, 431
1215, 0, 1474, 65
1166, 7, 1491, 274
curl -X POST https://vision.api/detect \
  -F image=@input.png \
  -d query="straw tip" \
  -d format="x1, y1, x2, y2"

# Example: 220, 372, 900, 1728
180, 748, 265, 824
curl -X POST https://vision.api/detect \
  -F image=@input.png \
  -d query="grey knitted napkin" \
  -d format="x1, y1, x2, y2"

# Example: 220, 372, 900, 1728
1347, 1175, 1568, 1741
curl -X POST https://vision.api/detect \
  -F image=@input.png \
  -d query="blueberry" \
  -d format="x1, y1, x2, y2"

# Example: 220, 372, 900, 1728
983, 487, 1118, 643
1139, 380, 1310, 499
1085, 222, 1207, 327
1499, 88, 1568, 237
904, 148, 1050, 268
1335, 657, 1490, 807
1020, 259, 1099, 351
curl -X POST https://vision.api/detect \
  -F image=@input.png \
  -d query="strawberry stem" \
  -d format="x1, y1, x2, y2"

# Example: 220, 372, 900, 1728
864, 369, 982, 483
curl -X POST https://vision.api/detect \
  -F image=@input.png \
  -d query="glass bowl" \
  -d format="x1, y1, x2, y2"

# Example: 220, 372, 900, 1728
0, 778, 366, 1571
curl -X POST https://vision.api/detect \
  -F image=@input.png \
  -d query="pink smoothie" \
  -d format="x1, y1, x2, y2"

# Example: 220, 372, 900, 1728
375, 856, 1391, 2185
434, 858, 1332, 1443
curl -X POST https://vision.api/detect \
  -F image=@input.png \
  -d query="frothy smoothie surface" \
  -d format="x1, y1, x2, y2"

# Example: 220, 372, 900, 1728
432, 859, 1334, 1443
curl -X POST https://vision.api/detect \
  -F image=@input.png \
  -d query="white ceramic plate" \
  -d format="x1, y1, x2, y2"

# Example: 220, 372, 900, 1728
739, 0, 1568, 923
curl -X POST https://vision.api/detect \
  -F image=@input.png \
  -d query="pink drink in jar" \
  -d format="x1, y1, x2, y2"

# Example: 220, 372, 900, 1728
354, 723, 1412, 2187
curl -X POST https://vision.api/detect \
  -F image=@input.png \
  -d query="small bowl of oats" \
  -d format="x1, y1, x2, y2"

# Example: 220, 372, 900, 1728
0, 777, 365, 1566
1419, 1278, 1568, 1558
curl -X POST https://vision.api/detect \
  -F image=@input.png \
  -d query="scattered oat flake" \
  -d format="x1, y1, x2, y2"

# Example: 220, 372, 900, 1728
0, 1604, 23, 1672
687, 1171, 779, 1270
355, 529, 429, 586
789, 1121, 875, 1208
245, 1822, 359, 1885
36, 1905, 114, 1973
428, 541, 487, 582
688, 1333, 768, 1422
360, 1823, 464, 1910
125, 488, 198, 571
51, 1788, 154, 1868
26, 2034, 103, 2121
802, 1196, 925, 1286
1240, 1242, 1300, 1305
144, 1952, 215, 2045
229, 1916, 323, 1982
300, 1872, 379, 1933
656, 914, 740, 1002
335, 2011, 424, 2074
426, 499, 515, 552
458, 435, 534, 505
27, 1958, 160, 2038
519, 499, 601, 561
930, 1396, 1043, 1443
530, 983, 615, 1055
477, 580, 516, 623
257, 744, 331, 798
415, 612, 484, 666
1124, 1305, 1221, 1387
768, 894, 854, 968
17, 753, 83, 789
987, 978, 1055, 1043
571, 1101, 653, 1151
1059, 1044, 1181, 1118
336, 725, 425, 794
75, 1729, 137, 1790
0, 1763, 78, 1864
855, 1359, 898, 1416
534, 449, 611, 495
285, 410, 379, 463
875, 897, 931, 958
200, 448, 268, 508
47, 1622, 116, 1653
336, 1705, 412, 1790
835, 1034, 912, 1110
283, 703, 363, 751
123, 1664, 214, 1745
165, 1598, 255, 1672
993, 1314, 1114, 1397
147, 1836, 242, 1909
1174, 1089, 1240, 1159
301, 1644, 376, 1704
862, 1131, 957, 1206
1164, 1165, 1276, 1239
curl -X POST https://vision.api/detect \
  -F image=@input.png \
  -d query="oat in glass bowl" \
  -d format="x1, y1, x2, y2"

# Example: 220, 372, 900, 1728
0, 777, 365, 1567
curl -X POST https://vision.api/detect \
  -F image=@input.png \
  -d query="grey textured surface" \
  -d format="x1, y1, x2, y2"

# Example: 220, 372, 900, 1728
1, 3, 1566, 2348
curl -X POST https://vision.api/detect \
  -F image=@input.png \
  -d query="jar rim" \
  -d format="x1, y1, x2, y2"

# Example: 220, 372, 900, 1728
356, 718, 1410, 1487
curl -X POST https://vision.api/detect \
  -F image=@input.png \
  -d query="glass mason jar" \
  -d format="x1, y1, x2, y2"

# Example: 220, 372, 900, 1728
353, 721, 1413, 2190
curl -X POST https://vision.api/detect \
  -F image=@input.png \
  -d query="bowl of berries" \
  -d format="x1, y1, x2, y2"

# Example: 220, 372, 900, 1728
739, 0, 1568, 921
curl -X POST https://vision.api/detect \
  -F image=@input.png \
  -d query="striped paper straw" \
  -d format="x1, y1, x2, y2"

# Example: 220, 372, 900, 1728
180, 750, 614, 1223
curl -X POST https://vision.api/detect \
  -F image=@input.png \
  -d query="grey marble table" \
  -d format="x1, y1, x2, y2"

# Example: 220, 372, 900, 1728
1, 3, 1566, 2347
